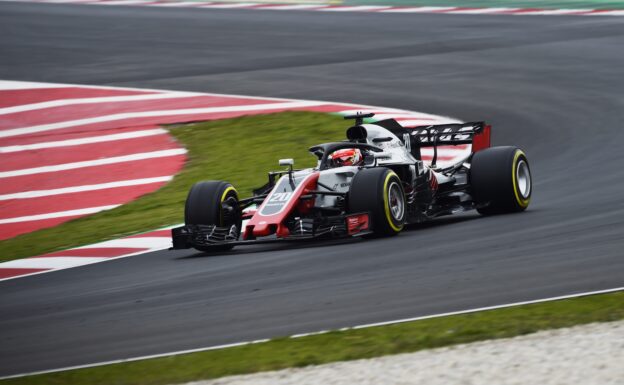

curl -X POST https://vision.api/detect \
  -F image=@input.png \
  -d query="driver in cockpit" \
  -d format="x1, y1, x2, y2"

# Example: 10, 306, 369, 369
328, 148, 364, 168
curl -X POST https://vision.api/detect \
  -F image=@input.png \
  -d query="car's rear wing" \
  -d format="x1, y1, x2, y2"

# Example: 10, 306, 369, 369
407, 121, 491, 166
409, 121, 488, 146
372, 119, 491, 166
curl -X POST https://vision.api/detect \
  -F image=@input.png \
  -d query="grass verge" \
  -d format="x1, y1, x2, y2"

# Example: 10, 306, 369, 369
0, 112, 345, 263
4, 290, 623, 385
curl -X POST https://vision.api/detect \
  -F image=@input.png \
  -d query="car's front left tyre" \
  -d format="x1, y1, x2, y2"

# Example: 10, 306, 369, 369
185, 180, 241, 252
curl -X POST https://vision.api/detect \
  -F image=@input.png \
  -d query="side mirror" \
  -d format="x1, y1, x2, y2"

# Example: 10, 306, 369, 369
279, 158, 294, 167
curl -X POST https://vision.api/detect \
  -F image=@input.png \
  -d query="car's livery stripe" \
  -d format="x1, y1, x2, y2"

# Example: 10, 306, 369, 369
1, 0, 623, 16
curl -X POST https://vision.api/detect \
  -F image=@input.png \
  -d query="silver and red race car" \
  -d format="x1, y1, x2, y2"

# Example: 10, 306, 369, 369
171, 112, 532, 252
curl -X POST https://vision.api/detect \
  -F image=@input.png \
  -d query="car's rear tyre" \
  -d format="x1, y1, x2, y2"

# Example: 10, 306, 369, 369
185, 180, 241, 252
348, 168, 406, 237
470, 146, 532, 215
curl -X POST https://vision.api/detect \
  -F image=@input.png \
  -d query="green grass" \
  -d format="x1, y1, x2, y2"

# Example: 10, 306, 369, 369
4, 290, 623, 385
0, 111, 345, 263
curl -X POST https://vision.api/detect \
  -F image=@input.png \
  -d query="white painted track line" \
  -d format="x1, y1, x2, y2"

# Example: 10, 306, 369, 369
94, 0, 154, 5
75, 236, 173, 249
590, 10, 624, 15
200, 2, 259, 8
446, 7, 518, 14
0, 148, 187, 178
319, 5, 391, 12
0, 0, 623, 16
0, 128, 168, 153
0, 80, 71, 90
0, 100, 325, 139
0, 257, 110, 269
0, 176, 173, 200
510, 9, 589, 15
0, 205, 120, 224
380, 6, 456, 13
2, 286, 622, 380
148, 1, 212, 6
259, 4, 325, 10
0, 92, 199, 115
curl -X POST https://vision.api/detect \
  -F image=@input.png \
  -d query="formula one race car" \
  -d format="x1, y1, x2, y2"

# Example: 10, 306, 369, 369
171, 113, 532, 252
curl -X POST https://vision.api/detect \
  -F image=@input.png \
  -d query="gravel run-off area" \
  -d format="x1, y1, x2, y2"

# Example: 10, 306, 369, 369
184, 320, 624, 385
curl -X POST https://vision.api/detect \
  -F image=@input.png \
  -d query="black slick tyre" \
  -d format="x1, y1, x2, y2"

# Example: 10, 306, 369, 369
184, 180, 241, 251
348, 168, 406, 237
470, 146, 532, 215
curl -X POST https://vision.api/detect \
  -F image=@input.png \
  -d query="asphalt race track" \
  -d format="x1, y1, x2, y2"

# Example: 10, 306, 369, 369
1, 2, 624, 376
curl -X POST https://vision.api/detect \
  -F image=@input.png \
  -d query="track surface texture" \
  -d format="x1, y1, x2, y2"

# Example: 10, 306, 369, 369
1, 2, 624, 376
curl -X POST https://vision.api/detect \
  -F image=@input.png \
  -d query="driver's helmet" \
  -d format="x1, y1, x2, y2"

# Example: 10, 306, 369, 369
329, 148, 363, 167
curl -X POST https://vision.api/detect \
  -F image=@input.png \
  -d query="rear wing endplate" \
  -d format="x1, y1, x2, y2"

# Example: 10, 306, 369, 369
406, 121, 491, 166
409, 121, 484, 145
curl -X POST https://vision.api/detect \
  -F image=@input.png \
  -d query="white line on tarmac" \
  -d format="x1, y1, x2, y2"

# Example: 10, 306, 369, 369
91, 0, 152, 4
0, 80, 72, 90
0, 100, 325, 139
0, 148, 187, 178
74, 236, 174, 249
318, 5, 391, 11
200, 2, 259, 8
0, 128, 168, 153
147, 1, 211, 6
445, 7, 518, 14
1, 286, 622, 380
511, 8, 590, 15
259, 4, 325, 10
0, 205, 120, 224
380, 6, 457, 13
0, 176, 173, 200
589, 10, 624, 15
0, 257, 110, 269
0, 92, 200, 115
